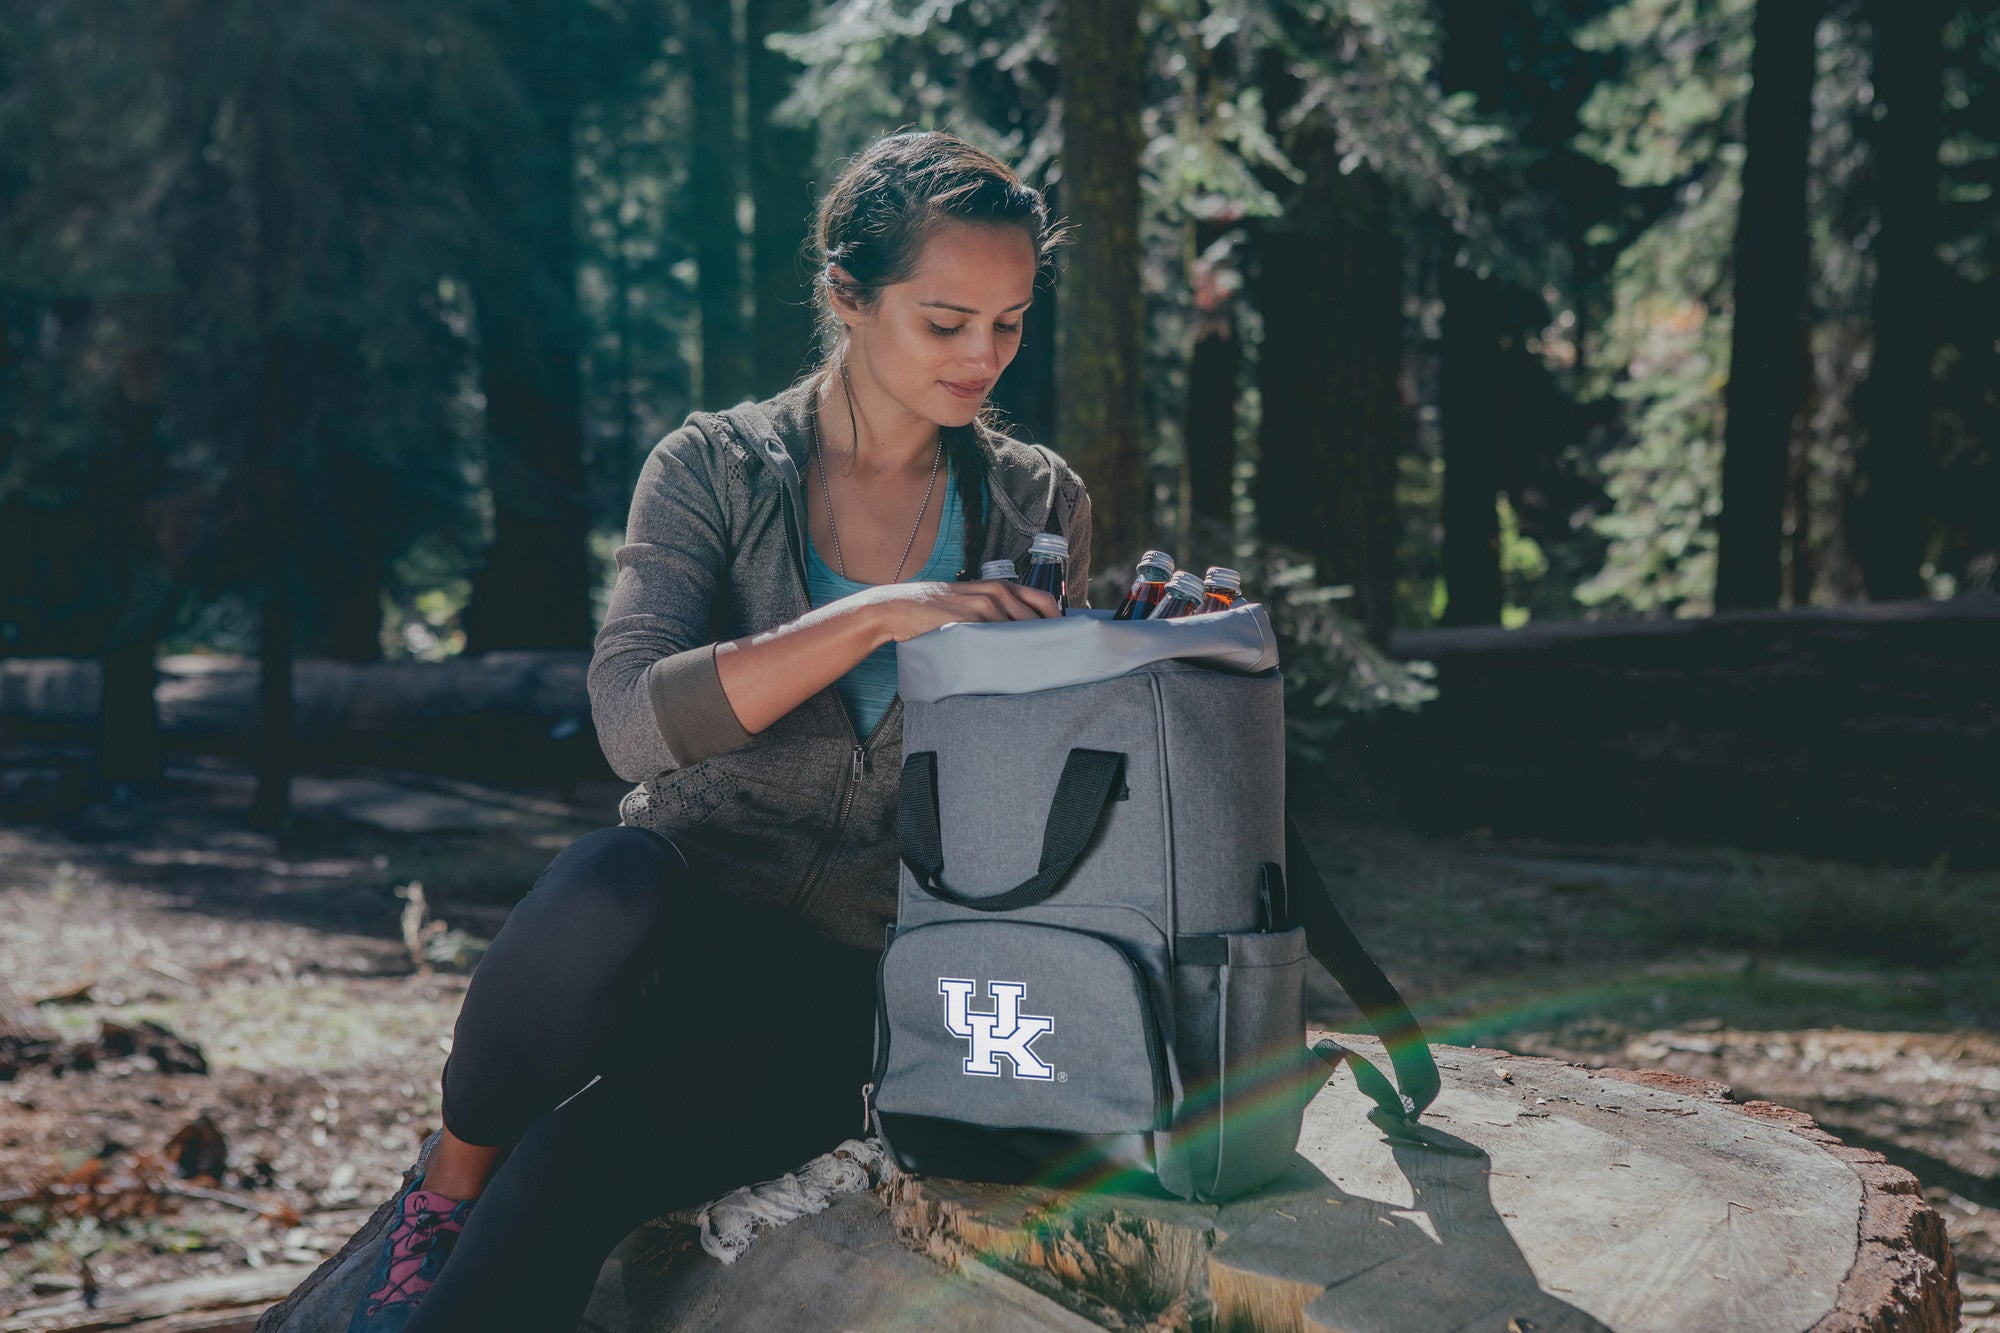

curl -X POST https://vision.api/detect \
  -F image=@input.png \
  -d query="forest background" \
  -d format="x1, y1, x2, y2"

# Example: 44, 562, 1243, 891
3, 1, 2000, 1320
4, 0, 1997, 817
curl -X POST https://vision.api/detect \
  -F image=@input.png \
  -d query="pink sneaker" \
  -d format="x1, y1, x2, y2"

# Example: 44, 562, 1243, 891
346, 1186, 472, 1330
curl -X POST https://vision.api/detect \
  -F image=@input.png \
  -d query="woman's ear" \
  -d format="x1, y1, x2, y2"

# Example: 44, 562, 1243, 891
826, 265, 865, 328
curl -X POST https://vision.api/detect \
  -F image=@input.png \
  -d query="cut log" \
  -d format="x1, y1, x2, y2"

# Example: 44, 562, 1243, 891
0, 1265, 314, 1333
587, 1040, 1959, 1331
886, 1041, 1960, 1331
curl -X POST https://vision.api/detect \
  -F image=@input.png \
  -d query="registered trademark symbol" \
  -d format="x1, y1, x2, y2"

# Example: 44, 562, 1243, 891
1057, 1071, 1067, 1082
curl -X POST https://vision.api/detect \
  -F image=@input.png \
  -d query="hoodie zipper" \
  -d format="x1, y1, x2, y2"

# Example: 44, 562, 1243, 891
770, 432, 899, 915
791, 701, 896, 913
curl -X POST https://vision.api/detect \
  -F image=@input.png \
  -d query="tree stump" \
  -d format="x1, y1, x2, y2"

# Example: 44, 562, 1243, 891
588, 1040, 1959, 1331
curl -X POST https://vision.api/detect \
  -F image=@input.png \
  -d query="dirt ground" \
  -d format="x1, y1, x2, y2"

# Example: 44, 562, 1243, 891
2, 751, 1994, 1325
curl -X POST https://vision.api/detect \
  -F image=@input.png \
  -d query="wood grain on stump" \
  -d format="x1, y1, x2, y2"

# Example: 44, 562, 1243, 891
588, 1040, 1958, 1331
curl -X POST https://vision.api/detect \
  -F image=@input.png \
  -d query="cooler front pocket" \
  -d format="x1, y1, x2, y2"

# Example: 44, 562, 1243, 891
874, 921, 1166, 1137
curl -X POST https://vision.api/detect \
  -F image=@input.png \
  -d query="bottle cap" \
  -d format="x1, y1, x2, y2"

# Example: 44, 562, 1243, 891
1136, 550, 1176, 578
979, 559, 1020, 581
1028, 533, 1069, 559
1165, 571, 1207, 600
1202, 566, 1242, 592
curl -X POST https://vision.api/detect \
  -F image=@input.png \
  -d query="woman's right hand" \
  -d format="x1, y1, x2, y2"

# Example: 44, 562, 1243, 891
858, 578, 1061, 643
712, 578, 1059, 737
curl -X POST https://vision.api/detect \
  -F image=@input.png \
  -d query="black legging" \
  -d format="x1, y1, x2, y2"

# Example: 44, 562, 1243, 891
405, 827, 879, 1332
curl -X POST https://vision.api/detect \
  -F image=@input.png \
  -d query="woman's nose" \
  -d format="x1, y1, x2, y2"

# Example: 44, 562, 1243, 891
960, 333, 999, 375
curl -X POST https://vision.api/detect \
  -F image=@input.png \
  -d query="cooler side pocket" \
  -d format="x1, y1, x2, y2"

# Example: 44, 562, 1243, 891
1168, 926, 1312, 1201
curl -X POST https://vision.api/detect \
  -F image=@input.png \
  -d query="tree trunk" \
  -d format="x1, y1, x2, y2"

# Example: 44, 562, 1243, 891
1184, 220, 1241, 530
748, 0, 818, 391
1437, 261, 1506, 626
684, 0, 754, 408
1253, 150, 1407, 646
98, 336, 167, 783
464, 3, 595, 652
1056, 0, 1146, 564
248, 56, 296, 828
1714, 0, 1822, 611
1850, 0, 1950, 601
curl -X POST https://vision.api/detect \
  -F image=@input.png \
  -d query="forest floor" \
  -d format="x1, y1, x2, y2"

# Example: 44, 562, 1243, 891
1, 749, 1995, 1326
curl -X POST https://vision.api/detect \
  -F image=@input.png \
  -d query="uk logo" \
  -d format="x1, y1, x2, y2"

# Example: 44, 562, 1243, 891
939, 978, 1055, 1080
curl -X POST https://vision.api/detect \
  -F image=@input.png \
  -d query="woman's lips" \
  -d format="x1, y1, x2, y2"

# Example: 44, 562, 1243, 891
940, 379, 988, 400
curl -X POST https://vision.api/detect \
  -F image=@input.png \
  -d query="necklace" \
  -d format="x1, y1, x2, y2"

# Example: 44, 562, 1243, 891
809, 380, 943, 584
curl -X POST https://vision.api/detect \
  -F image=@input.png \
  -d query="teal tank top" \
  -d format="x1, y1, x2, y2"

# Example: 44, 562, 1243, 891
806, 471, 966, 738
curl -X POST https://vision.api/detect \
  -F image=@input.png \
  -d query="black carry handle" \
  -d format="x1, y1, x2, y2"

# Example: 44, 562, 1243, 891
1282, 812, 1442, 1134
898, 749, 1125, 913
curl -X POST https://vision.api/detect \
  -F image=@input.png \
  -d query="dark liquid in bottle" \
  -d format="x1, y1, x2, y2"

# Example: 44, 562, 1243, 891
1023, 556, 1067, 610
1115, 581, 1167, 621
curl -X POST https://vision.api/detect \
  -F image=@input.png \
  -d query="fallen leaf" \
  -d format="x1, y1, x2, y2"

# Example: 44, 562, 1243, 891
165, 1113, 229, 1181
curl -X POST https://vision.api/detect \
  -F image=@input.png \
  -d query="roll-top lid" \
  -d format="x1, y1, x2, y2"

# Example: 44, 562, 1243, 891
1137, 550, 1177, 578
978, 559, 1021, 581
1028, 532, 1069, 560
896, 602, 1279, 703
1161, 571, 1207, 601
1203, 566, 1242, 593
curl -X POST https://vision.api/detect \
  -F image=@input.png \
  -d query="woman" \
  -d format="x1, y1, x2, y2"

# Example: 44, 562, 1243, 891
262, 129, 1089, 1332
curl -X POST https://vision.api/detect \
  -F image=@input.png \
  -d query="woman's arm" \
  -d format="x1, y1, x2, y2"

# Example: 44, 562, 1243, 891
590, 424, 1059, 780
713, 579, 1055, 736
589, 425, 740, 782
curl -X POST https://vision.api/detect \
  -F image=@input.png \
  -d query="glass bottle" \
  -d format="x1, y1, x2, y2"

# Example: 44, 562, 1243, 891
1113, 550, 1177, 621
1022, 533, 1069, 610
1147, 570, 1210, 619
1201, 566, 1243, 613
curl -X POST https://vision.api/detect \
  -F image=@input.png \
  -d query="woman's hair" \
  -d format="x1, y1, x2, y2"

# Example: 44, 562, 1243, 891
805, 129, 1067, 578
809, 129, 1064, 333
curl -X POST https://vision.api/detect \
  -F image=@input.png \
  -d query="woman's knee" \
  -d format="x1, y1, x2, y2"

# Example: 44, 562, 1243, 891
521, 826, 687, 941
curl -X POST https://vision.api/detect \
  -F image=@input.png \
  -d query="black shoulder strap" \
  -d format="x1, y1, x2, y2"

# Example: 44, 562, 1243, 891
1285, 812, 1442, 1136
898, 749, 1125, 912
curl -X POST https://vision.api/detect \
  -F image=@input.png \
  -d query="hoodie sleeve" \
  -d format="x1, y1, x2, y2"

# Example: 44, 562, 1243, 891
1065, 484, 1094, 609
588, 422, 755, 783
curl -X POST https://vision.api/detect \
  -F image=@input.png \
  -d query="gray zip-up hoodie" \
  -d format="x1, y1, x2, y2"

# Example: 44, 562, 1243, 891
588, 380, 1093, 952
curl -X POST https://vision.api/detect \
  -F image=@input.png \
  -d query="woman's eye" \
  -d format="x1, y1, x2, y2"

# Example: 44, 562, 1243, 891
928, 322, 962, 337
996, 322, 1023, 337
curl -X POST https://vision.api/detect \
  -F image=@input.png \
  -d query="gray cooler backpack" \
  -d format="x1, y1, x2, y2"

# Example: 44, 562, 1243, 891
868, 604, 1442, 1203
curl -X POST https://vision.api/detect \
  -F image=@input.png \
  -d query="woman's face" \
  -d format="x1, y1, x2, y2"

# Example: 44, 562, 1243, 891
837, 220, 1038, 431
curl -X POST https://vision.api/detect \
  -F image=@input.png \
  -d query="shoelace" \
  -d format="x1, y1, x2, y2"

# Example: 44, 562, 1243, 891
363, 1189, 468, 1313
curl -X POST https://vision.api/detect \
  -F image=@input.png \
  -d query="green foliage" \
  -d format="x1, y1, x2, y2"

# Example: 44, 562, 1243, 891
1572, 0, 1753, 617
1233, 541, 1438, 762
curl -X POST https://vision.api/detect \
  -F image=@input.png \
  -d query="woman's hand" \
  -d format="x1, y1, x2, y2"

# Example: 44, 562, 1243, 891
711, 578, 1058, 737
856, 578, 1061, 642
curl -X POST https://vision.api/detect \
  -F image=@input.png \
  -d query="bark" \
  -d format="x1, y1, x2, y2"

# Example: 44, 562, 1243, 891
1184, 220, 1241, 528
1435, 0, 1506, 626
1850, 0, 1950, 601
1253, 146, 1408, 646
684, 0, 754, 407
748, 0, 818, 390
1056, 0, 1146, 563
98, 336, 167, 783
1714, 0, 1822, 611
247, 56, 297, 828
1437, 261, 1506, 626
463, 2, 595, 652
